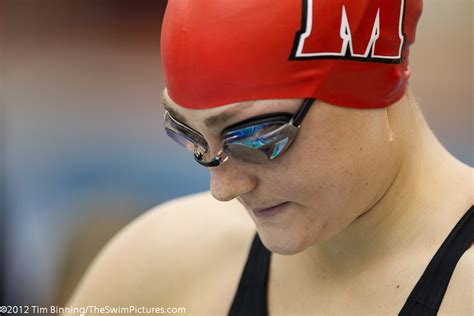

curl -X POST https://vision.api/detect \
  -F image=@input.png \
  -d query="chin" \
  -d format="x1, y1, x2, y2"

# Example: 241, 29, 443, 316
257, 227, 318, 255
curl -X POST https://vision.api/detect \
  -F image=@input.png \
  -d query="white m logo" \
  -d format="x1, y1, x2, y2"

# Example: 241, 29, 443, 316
290, 0, 406, 63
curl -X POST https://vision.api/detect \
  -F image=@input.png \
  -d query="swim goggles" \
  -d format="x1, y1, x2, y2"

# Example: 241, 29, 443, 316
163, 98, 315, 167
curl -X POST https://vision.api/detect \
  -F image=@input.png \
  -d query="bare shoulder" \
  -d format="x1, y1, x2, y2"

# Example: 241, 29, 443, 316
65, 192, 256, 311
439, 244, 473, 315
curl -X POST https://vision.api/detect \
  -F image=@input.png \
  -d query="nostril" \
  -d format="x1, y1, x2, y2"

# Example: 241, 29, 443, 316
210, 174, 234, 201
210, 189, 232, 202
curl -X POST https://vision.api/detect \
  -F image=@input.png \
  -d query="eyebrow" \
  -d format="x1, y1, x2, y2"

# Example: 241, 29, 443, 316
161, 96, 251, 130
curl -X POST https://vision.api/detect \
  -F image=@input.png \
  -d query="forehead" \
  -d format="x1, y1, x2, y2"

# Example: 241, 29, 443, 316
161, 89, 302, 130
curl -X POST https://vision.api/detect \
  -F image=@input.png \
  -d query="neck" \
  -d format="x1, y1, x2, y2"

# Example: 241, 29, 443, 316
299, 90, 467, 272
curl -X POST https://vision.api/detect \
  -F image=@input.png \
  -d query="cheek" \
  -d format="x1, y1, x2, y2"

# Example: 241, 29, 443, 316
248, 108, 402, 246
275, 110, 400, 216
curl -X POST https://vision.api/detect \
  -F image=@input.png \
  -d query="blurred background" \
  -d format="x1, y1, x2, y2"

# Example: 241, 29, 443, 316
0, 0, 472, 308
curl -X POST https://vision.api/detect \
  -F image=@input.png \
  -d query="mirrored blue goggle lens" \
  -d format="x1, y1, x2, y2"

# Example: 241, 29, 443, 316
223, 143, 269, 163
224, 138, 290, 163
225, 123, 281, 142
223, 123, 290, 163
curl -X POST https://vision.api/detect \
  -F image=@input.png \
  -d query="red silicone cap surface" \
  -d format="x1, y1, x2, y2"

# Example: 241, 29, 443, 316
161, 0, 423, 109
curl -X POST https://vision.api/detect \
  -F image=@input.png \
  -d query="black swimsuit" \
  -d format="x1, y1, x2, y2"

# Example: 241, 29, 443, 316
228, 206, 474, 316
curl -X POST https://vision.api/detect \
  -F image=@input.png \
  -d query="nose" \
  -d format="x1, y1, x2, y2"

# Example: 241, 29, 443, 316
209, 161, 257, 201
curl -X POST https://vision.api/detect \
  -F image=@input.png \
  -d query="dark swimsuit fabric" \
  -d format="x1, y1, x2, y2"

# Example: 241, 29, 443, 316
228, 206, 474, 316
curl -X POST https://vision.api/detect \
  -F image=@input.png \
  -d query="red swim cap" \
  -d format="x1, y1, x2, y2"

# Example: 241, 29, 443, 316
161, 0, 423, 109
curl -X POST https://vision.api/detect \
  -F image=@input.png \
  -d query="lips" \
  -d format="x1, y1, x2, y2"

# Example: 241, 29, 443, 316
252, 202, 290, 218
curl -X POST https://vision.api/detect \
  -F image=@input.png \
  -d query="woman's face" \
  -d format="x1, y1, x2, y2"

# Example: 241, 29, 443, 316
162, 90, 403, 255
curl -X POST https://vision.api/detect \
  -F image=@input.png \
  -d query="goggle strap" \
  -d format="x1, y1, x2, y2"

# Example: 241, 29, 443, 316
292, 98, 315, 127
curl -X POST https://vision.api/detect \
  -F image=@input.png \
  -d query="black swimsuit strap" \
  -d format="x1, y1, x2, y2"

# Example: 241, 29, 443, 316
228, 233, 271, 316
399, 205, 474, 315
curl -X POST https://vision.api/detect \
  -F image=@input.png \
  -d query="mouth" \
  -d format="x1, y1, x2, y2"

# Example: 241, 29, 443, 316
252, 202, 290, 218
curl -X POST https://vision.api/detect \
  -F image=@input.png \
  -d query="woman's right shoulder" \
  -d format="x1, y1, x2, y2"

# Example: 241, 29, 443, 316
64, 192, 256, 310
